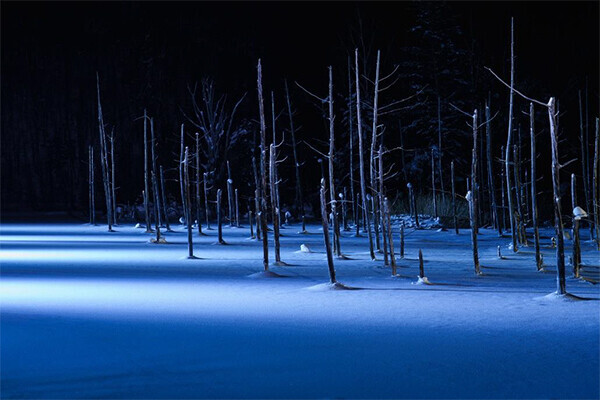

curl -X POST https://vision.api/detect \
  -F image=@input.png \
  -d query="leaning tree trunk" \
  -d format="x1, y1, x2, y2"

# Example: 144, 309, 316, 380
89, 145, 95, 225
548, 97, 566, 295
451, 161, 458, 234
470, 110, 481, 275
594, 117, 600, 250
370, 50, 382, 253
505, 18, 518, 252
355, 49, 375, 260
320, 178, 337, 284
529, 103, 542, 270
159, 165, 171, 231
195, 133, 203, 235
96, 74, 113, 232
257, 59, 269, 271
284, 80, 305, 224
328, 66, 342, 257
184, 147, 194, 258
152, 171, 162, 243
110, 132, 117, 226
269, 144, 282, 263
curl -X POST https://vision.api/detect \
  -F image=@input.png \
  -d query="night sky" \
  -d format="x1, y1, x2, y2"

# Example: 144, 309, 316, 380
1, 1, 598, 214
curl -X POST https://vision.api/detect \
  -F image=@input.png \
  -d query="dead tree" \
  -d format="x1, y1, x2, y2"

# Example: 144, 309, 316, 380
325, 66, 342, 257
203, 172, 210, 230
594, 118, 600, 250
500, 145, 507, 232
370, 50, 382, 252
418, 249, 425, 279
269, 144, 282, 263
89, 145, 95, 225
284, 80, 305, 223
505, 18, 518, 252
469, 110, 481, 275
399, 222, 405, 259
529, 104, 542, 270
431, 148, 438, 218
342, 188, 348, 231
486, 101, 501, 236
109, 130, 117, 226
437, 96, 445, 197
184, 147, 194, 258
217, 189, 225, 244
407, 183, 419, 228
320, 178, 337, 284
355, 49, 375, 260
254, 189, 261, 240
151, 171, 162, 243
179, 124, 186, 227
346, 58, 357, 227
257, 59, 269, 271
235, 189, 240, 228
143, 110, 152, 232
159, 165, 171, 231
579, 91, 592, 239
379, 145, 388, 266
96, 73, 113, 231
195, 133, 203, 235
385, 197, 397, 275
451, 161, 458, 234
249, 208, 255, 239
513, 144, 526, 245
227, 161, 233, 227
150, 118, 161, 229
571, 174, 582, 277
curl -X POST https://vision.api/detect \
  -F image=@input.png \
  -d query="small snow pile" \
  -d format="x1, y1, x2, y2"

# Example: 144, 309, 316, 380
412, 276, 432, 285
134, 223, 143, 229
306, 282, 357, 291
150, 237, 168, 244
247, 270, 284, 279
300, 244, 311, 253
534, 291, 585, 302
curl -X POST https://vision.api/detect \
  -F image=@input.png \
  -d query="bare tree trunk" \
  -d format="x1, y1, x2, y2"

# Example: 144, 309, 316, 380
571, 173, 581, 277
437, 96, 445, 197
379, 145, 388, 265
184, 147, 194, 258
470, 110, 481, 275
257, 59, 269, 271
110, 132, 117, 226
179, 123, 186, 229
249, 209, 255, 239
451, 161, 458, 234
370, 50, 382, 253
320, 178, 337, 284
227, 161, 233, 227
150, 118, 161, 229
342, 187, 349, 231
355, 49, 375, 260
96, 74, 113, 232
513, 144, 526, 245
505, 18, 518, 252
594, 117, 600, 250
579, 91, 591, 239
144, 110, 152, 232
327, 66, 342, 257
548, 97, 566, 294
235, 189, 240, 228
284, 80, 304, 224
529, 104, 542, 270
217, 189, 225, 244
89, 146, 95, 225
399, 121, 408, 183
385, 197, 397, 275
152, 171, 162, 243
255, 189, 261, 240
431, 148, 438, 218
399, 222, 405, 258
159, 166, 171, 232
486, 101, 501, 236
347, 58, 357, 227
418, 249, 424, 279
500, 145, 507, 233
408, 183, 419, 228
195, 133, 203, 235
203, 172, 211, 230
269, 144, 282, 263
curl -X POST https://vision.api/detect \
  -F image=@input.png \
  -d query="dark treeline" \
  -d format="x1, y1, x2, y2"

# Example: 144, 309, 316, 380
2, 1, 598, 222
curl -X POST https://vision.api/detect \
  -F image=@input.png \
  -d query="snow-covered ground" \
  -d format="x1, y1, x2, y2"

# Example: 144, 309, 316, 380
1, 221, 599, 399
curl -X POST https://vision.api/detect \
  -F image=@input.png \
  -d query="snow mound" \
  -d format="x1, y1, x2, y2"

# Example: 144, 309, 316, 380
412, 276, 432, 285
534, 291, 589, 302
149, 237, 168, 244
306, 282, 357, 291
247, 270, 285, 279
134, 223, 143, 229
300, 244, 311, 253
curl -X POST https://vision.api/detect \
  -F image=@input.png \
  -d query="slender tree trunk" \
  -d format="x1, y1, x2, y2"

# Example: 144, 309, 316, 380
96, 74, 112, 232
579, 91, 591, 239
152, 171, 162, 242
400, 222, 405, 258
110, 133, 117, 225
150, 118, 161, 229
320, 178, 337, 284
159, 166, 171, 231
347, 58, 356, 227
513, 144, 526, 245
431, 148, 438, 218
385, 197, 397, 275
418, 249, 424, 279
486, 101, 501, 236
437, 96, 445, 197
379, 145, 388, 265
342, 187, 349, 231
451, 161, 458, 234
529, 103, 542, 270
370, 50, 382, 253
144, 111, 152, 232
195, 133, 203, 235
217, 189, 225, 244
355, 49, 375, 260
506, 18, 518, 252
571, 173, 581, 277
257, 59, 269, 270
227, 161, 233, 227
249, 209, 255, 239
501, 145, 507, 233
184, 147, 194, 258
594, 118, 600, 250
399, 121, 408, 183
235, 189, 240, 228
89, 146, 95, 225
179, 124, 186, 228
470, 110, 481, 275
408, 183, 419, 228
548, 97, 566, 294
255, 189, 261, 240
327, 66, 342, 257
269, 144, 282, 263
284, 80, 304, 222
203, 172, 210, 230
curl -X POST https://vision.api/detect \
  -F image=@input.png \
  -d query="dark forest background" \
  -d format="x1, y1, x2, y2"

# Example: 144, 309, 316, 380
1, 1, 598, 221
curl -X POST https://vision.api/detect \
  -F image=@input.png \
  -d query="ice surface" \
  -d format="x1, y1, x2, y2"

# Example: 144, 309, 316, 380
1, 221, 598, 399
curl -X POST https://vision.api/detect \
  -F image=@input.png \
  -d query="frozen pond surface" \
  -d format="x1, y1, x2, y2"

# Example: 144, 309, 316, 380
1, 221, 599, 399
